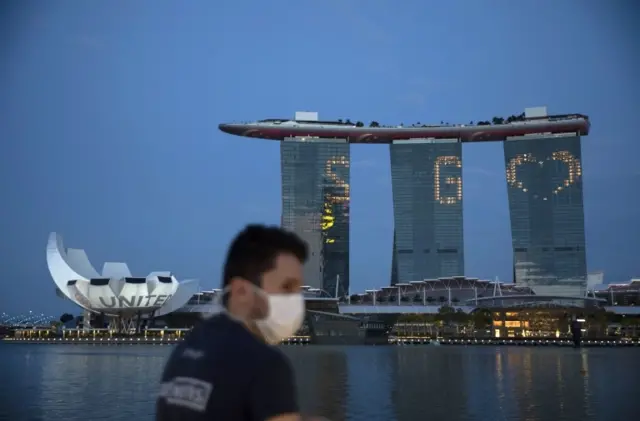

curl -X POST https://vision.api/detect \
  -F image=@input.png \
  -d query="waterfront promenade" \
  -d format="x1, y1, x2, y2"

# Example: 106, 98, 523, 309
4, 335, 640, 347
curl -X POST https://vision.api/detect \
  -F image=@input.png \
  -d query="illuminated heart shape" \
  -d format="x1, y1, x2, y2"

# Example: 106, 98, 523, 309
506, 151, 582, 199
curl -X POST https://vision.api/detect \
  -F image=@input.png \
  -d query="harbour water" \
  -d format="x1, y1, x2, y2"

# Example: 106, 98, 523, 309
0, 343, 637, 421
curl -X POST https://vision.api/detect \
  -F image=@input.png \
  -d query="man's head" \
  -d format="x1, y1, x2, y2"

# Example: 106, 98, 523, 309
221, 224, 308, 321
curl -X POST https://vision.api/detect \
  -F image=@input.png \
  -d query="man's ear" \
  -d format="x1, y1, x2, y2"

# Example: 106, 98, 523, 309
228, 277, 250, 302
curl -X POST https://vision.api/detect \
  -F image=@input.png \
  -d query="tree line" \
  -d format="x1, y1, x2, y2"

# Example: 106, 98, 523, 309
336, 112, 528, 129
395, 306, 493, 329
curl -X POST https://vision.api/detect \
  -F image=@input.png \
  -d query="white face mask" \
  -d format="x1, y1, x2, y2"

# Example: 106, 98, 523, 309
215, 286, 306, 345
255, 292, 306, 345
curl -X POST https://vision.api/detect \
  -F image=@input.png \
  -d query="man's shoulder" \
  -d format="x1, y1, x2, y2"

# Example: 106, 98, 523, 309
161, 316, 254, 380
177, 314, 273, 359
162, 316, 236, 367
198, 316, 292, 374
188, 313, 243, 343
165, 314, 289, 369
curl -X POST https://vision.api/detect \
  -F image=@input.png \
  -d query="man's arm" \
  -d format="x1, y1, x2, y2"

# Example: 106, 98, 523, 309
249, 351, 300, 421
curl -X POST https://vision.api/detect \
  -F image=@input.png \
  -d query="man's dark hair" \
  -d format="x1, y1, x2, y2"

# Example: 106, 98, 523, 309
222, 224, 308, 291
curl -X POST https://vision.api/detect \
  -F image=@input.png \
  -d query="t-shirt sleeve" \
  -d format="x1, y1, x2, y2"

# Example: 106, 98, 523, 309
249, 351, 299, 420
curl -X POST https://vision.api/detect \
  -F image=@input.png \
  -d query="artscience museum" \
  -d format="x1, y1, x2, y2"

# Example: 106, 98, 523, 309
47, 232, 199, 331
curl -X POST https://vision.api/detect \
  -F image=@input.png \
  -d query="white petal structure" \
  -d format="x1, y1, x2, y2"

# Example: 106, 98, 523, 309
47, 232, 199, 316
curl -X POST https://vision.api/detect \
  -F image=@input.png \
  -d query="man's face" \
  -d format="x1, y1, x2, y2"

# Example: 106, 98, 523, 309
260, 253, 304, 295
251, 253, 303, 319
229, 253, 304, 320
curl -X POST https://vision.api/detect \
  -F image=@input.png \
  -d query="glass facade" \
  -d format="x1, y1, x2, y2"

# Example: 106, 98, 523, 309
281, 137, 350, 297
503, 135, 587, 296
390, 140, 464, 284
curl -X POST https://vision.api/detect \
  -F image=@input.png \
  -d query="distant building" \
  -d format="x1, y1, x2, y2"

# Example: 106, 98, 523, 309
504, 107, 587, 296
219, 107, 591, 298
280, 112, 350, 298
46, 232, 198, 330
594, 278, 640, 306
390, 139, 464, 284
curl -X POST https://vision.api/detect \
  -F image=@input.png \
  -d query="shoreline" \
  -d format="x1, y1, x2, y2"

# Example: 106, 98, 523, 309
3, 337, 640, 347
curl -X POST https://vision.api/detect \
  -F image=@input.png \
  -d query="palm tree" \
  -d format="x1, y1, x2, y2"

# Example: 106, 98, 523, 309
453, 309, 469, 324
437, 305, 455, 326
59, 313, 74, 324
472, 309, 492, 330
590, 310, 613, 337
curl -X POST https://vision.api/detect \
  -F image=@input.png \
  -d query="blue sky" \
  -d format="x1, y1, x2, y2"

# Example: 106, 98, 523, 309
0, 0, 638, 315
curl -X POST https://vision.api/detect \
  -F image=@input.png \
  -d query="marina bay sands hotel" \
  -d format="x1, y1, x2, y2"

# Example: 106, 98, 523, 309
218, 106, 590, 299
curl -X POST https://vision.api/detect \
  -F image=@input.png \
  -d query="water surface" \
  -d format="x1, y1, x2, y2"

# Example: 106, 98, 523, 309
0, 344, 637, 421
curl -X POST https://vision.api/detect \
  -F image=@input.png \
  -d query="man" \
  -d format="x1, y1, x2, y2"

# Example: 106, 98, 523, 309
157, 224, 325, 421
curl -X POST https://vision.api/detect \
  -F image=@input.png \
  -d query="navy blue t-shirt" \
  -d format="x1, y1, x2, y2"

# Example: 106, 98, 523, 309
156, 314, 299, 420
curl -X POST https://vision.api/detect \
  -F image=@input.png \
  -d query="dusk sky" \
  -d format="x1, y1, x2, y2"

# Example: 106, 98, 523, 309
1, 1, 638, 315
